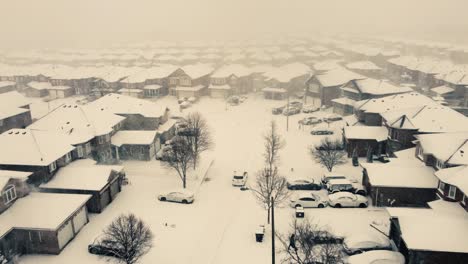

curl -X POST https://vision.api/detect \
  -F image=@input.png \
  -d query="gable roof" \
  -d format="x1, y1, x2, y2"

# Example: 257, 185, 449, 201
181, 64, 214, 79
314, 68, 364, 87
88, 93, 168, 118
350, 79, 412, 96
0, 129, 75, 166
345, 61, 381, 71
211, 64, 252, 78
415, 132, 468, 165
111, 130, 157, 147
356, 92, 439, 114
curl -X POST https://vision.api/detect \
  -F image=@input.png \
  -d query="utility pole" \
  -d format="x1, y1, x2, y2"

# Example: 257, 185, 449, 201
271, 196, 276, 264
286, 91, 290, 132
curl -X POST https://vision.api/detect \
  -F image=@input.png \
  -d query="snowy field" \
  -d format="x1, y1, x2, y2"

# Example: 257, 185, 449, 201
21, 94, 389, 264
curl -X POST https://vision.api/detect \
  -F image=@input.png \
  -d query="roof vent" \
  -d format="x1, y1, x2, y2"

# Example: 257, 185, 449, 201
66, 121, 70, 124
74, 105, 78, 108
15, 132, 19, 135
22, 132, 26, 135
8, 131, 13, 134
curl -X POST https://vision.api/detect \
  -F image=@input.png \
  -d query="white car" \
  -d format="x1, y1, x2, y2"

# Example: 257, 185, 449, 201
232, 171, 248, 186
328, 192, 368, 208
188, 97, 197, 103
158, 189, 195, 204
180, 100, 191, 109
343, 233, 392, 255
346, 250, 405, 264
290, 193, 327, 208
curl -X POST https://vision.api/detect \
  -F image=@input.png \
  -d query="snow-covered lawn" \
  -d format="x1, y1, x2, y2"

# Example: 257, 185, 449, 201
21, 94, 388, 264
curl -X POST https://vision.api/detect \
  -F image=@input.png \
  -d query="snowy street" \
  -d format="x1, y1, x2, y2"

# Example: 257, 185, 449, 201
21, 94, 389, 264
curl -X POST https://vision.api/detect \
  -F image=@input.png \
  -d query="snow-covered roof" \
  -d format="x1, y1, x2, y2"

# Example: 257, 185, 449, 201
356, 92, 439, 114
345, 61, 381, 71
312, 60, 342, 72
40, 164, 123, 191
26, 81, 53, 90
344, 126, 388, 141
143, 84, 162, 90
263, 63, 311, 83
428, 199, 467, 217
415, 132, 468, 165
175, 85, 205, 92
435, 166, 468, 194
262, 87, 287, 93
211, 64, 252, 78
0, 91, 30, 109
430, 85, 455, 95
0, 193, 91, 238
121, 64, 178, 83
0, 170, 32, 179
0, 81, 15, 88
362, 163, 437, 188
0, 129, 75, 166
89, 93, 168, 118
347, 250, 404, 264
208, 84, 232, 90
314, 68, 364, 87
181, 64, 214, 79
351, 79, 412, 96
386, 208, 468, 253
111, 130, 157, 147
28, 104, 125, 145
118, 88, 143, 94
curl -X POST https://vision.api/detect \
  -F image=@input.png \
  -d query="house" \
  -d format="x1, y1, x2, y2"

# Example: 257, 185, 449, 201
39, 161, 124, 213
414, 132, 468, 172
306, 68, 363, 106
175, 85, 206, 99
263, 63, 311, 94
0, 129, 75, 185
168, 64, 214, 97
47, 85, 74, 99
434, 166, 468, 211
118, 88, 144, 98
111, 130, 159, 161
208, 84, 233, 98
345, 61, 382, 79
88, 93, 170, 131
262, 87, 287, 100
0, 170, 31, 214
343, 126, 388, 157
362, 163, 437, 207
0, 81, 16, 94
387, 208, 468, 264
24, 82, 50, 97
119, 64, 178, 95
0, 192, 91, 255
27, 104, 126, 164
0, 91, 32, 134
430, 85, 456, 101
210, 64, 253, 96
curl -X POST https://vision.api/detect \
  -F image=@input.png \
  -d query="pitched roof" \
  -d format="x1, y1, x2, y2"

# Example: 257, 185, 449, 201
345, 61, 381, 71
415, 132, 468, 165
351, 79, 412, 96
211, 64, 252, 78
0, 129, 75, 166
434, 166, 468, 194
356, 92, 439, 114
430, 85, 455, 95
362, 163, 437, 188
314, 68, 364, 87
111, 130, 157, 146
88, 93, 168, 118
181, 64, 214, 79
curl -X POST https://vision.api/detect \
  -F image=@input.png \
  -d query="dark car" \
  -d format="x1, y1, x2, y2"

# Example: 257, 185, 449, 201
227, 96, 240, 105
287, 179, 322, 190
310, 129, 334, 135
283, 107, 301, 116
272, 105, 286, 115
88, 236, 122, 257
299, 117, 322, 125
323, 114, 342, 122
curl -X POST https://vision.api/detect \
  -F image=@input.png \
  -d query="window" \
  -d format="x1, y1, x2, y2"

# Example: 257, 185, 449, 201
77, 145, 84, 158
85, 142, 92, 154
180, 77, 191, 86
2, 185, 16, 204
105, 134, 110, 142
169, 77, 178, 85
435, 159, 445, 170
0, 119, 3, 126
438, 181, 445, 193
309, 83, 320, 93
65, 152, 72, 162
462, 194, 466, 206
448, 185, 457, 199
49, 162, 57, 172
98, 136, 104, 144
417, 146, 424, 160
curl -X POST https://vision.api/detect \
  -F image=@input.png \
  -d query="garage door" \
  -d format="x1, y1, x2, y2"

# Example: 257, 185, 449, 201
72, 206, 88, 233
58, 220, 74, 249
100, 189, 111, 211
110, 181, 120, 199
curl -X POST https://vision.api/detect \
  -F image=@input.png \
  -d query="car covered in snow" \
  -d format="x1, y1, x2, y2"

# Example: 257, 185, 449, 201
302, 104, 320, 113
343, 233, 392, 255
232, 171, 248, 186
326, 179, 367, 196
88, 235, 122, 257
287, 179, 322, 190
322, 114, 343, 122
346, 250, 405, 264
310, 128, 334, 135
290, 193, 327, 208
272, 105, 286, 115
188, 97, 197, 103
180, 100, 191, 109
328, 192, 368, 208
299, 116, 322, 125
158, 189, 195, 204
227, 96, 240, 105
282, 107, 301, 116
321, 172, 347, 185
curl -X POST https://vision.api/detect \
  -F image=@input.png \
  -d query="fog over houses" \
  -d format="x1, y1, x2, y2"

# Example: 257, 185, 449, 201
0, 1, 468, 264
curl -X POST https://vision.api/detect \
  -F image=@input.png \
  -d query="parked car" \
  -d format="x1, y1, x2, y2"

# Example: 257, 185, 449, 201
343, 233, 392, 255
323, 114, 343, 122
272, 105, 286, 115
321, 173, 346, 185
180, 100, 191, 109
232, 171, 248, 186
88, 235, 122, 257
288, 101, 303, 109
290, 193, 327, 208
327, 179, 367, 195
239, 95, 248, 102
310, 129, 333, 135
227, 96, 240, 105
283, 107, 301, 116
177, 97, 188, 104
287, 179, 322, 190
158, 189, 195, 204
299, 116, 321, 125
328, 192, 368, 208
346, 250, 405, 264
188, 97, 197, 103
302, 105, 320, 113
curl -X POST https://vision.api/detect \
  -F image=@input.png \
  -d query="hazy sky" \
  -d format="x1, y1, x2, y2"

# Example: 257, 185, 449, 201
1, 0, 468, 48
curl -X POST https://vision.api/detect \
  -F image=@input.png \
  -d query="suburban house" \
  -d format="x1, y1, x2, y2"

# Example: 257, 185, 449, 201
0, 91, 32, 134
111, 130, 159, 161
0, 129, 76, 185
39, 161, 124, 213
0, 192, 91, 255
262, 87, 287, 100
387, 208, 468, 264
414, 132, 468, 170
119, 64, 178, 96
88, 93, 170, 131
0, 81, 16, 94
362, 163, 437, 207
0, 170, 31, 214
434, 166, 468, 211
24, 82, 50, 97
168, 64, 214, 98
209, 64, 253, 97
306, 68, 363, 106
333, 78, 412, 115
27, 104, 126, 164
343, 126, 388, 158
263, 63, 311, 94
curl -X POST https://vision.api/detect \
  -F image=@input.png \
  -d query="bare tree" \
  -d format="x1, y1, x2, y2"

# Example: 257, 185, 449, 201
161, 136, 194, 188
309, 138, 347, 172
101, 214, 153, 264
182, 112, 213, 169
277, 218, 344, 264
250, 121, 289, 224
